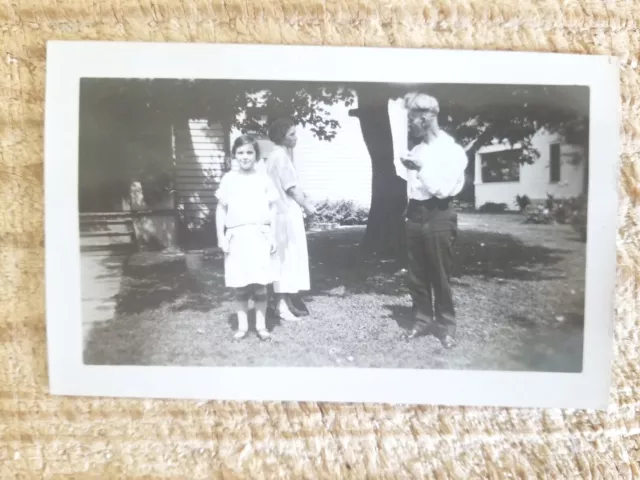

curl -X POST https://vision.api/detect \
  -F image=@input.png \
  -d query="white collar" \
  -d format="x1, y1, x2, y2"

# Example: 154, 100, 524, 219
417, 130, 455, 148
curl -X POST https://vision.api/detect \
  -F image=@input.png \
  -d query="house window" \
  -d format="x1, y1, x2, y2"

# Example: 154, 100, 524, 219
480, 148, 521, 183
549, 143, 561, 183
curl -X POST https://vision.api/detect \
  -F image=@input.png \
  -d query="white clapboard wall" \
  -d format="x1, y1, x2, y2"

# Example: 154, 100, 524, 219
227, 100, 372, 208
172, 119, 227, 229
293, 101, 372, 208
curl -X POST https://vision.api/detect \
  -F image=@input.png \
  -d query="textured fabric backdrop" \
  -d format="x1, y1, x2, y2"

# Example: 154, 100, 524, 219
1, 0, 638, 478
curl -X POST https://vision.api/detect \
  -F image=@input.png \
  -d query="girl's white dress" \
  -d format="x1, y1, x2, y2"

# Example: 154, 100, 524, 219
265, 146, 311, 294
216, 170, 279, 288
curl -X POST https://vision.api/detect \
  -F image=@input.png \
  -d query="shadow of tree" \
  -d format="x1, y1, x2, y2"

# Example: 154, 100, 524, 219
305, 226, 570, 301
306, 228, 407, 297
498, 298, 585, 373
382, 304, 415, 330
82, 215, 586, 369
451, 230, 569, 281
113, 253, 232, 315
106, 224, 574, 318
82, 249, 131, 294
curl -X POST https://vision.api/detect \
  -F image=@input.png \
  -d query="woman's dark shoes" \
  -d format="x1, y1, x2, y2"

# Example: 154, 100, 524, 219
288, 303, 308, 317
287, 296, 309, 317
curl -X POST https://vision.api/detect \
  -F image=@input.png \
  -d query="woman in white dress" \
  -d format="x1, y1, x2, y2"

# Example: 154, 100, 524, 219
265, 118, 316, 321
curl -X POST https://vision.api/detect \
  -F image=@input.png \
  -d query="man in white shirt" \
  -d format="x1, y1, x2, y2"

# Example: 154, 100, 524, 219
397, 92, 468, 349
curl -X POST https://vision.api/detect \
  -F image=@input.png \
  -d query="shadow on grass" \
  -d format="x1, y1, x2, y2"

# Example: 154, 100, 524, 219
306, 226, 570, 301
452, 230, 570, 281
502, 298, 585, 373
82, 216, 587, 368
383, 304, 415, 331
80, 248, 132, 308
102, 225, 574, 318
112, 252, 233, 316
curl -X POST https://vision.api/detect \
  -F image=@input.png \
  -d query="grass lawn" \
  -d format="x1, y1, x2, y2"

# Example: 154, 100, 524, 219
83, 213, 586, 372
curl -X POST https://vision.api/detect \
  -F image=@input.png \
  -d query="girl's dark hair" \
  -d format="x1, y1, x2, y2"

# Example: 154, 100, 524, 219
268, 117, 296, 145
231, 134, 261, 159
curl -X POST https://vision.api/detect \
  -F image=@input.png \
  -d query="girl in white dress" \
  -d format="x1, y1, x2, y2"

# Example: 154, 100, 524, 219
265, 118, 316, 321
216, 135, 279, 341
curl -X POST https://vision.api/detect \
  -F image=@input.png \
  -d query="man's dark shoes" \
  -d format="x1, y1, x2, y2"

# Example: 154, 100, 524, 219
402, 325, 430, 341
439, 334, 457, 349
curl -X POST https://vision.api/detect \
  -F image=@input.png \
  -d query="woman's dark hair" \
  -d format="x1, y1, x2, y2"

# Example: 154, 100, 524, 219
268, 117, 296, 145
231, 134, 261, 159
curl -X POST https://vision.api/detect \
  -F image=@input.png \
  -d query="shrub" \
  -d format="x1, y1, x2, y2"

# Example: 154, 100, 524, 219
176, 206, 218, 250
523, 195, 587, 238
515, 194, 531, 212
451, 199, 474, 211
479, 202, 508, 213
562, 195, 588, 241
524, 204, 554, 224
308, 199, 369, 227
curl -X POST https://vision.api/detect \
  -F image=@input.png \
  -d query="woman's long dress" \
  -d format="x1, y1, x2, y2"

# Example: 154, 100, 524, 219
265, 145, 311, 294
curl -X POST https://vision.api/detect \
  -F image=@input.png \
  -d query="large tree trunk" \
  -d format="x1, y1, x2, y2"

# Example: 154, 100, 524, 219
351, 99, 407, 259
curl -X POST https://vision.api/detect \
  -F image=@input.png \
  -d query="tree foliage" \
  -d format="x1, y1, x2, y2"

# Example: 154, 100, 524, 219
84, 78, 588, 158
231, 82, 357, 141
426, 85, 590, 165
83, 78, 357, 142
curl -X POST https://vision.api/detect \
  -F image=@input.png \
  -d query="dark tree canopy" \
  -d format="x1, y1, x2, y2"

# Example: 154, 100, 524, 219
81, 78, 357, 142
80, 78, 590, 248
82, 78, 588, 161
406, 84, 590, 164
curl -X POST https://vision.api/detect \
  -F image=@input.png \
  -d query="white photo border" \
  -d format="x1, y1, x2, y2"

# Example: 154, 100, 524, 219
44, 41, 620, 409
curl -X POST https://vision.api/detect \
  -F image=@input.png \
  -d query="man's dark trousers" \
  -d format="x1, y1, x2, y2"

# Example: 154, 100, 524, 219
405, 198, 457, 337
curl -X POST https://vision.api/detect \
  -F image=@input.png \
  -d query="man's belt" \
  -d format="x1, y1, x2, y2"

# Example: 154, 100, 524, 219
407, 197, 452, 210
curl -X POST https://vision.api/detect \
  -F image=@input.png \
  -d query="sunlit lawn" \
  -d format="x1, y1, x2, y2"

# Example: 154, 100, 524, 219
83, 213, 586, 372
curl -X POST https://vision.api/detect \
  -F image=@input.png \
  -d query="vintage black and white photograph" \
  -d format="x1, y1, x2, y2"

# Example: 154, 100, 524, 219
45, 42, 618, 408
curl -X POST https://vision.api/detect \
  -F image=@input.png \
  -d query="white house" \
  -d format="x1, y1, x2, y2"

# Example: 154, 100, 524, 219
474, 130, 586, 210
171, 96, 587, 233
227, 97, 372, 207
290, 102, 372, 207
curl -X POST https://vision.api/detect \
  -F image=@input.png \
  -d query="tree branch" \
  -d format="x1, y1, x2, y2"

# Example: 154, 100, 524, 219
463, 126, 490, 153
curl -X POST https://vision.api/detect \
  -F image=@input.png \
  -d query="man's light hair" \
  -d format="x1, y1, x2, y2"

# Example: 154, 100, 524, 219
404, 92, 439, 112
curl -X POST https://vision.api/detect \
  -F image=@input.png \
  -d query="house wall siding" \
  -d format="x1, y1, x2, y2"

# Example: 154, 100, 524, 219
173, 118, 227, 228
229, 100, 373, 208
474, 131, 585, 209
293, 102, 372, 207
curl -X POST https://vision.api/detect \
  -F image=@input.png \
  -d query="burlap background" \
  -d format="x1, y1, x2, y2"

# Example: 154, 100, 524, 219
1, 0, 638, 478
